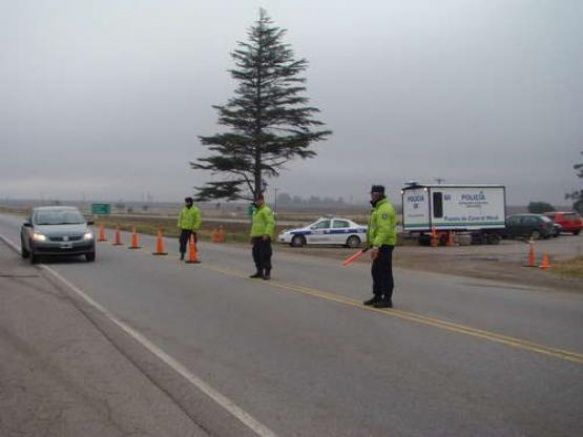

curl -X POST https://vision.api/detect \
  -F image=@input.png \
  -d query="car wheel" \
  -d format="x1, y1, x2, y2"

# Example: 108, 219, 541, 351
346, 235, 361, 248
531, 230, 542, 240
27, 239, 39, 264
86, 252, 96, 262
574, 230, 581, 236
21, 238, 30, 259
291, 235, 306, 247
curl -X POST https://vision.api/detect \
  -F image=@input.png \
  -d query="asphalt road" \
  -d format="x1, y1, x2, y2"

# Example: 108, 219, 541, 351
1, 213, 582, 436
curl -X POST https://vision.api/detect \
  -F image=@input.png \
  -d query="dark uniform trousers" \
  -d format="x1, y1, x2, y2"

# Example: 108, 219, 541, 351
371, 245, 395, 299
179, 229, 197, 255
251, 237, 272, 274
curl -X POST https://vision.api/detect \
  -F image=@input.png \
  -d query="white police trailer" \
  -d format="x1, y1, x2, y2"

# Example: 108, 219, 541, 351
401, 183, 507, 245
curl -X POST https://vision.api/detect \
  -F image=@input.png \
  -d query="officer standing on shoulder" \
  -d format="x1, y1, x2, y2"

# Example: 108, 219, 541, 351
177, 197, 201, 260
363, 185, 397, 308
249, 193, 275, 280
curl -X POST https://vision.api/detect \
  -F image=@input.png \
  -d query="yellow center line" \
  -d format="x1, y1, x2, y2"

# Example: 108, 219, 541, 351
201, 264, 583, 365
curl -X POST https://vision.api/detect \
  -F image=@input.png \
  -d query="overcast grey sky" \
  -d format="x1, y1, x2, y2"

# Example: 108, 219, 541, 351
2, 0, 582, 206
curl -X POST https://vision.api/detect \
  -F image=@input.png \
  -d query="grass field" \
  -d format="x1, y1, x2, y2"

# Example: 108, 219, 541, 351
93, 215, 254, 243
554, 256, 583, 279
3, 206, 581, 279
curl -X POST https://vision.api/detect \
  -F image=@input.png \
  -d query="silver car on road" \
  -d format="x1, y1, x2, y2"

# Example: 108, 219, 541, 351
20, 206, 96, 263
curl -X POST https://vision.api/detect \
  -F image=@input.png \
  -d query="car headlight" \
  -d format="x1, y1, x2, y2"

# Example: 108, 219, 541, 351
83, 231, 94, 241
32, 232, 47, 242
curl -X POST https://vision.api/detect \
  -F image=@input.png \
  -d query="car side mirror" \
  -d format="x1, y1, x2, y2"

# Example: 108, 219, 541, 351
23, 222, 32, 228
87, 220, 95, 226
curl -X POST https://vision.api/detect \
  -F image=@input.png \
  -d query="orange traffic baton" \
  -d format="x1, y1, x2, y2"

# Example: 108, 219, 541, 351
342, 247, 369, 267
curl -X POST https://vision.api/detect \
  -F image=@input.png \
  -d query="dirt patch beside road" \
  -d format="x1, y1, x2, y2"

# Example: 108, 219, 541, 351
275, 240, 583, 293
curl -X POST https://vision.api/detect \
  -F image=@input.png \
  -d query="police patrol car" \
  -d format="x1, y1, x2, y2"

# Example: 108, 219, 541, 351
277, 216, 367, 248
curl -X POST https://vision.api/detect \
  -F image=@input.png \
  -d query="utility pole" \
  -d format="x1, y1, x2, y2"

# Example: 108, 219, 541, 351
273, 186, 278, 216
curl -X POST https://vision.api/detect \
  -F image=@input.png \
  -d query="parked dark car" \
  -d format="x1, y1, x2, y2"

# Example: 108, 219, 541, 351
20, 206, 96, 263
503, 214, 557, 240
543, 211, 582, 235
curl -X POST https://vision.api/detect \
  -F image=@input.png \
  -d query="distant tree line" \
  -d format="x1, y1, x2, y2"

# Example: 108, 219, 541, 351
276, 192, 350, 206
565, 151, 583, 213
526, 152, 582, 214
527, 202, 555, 214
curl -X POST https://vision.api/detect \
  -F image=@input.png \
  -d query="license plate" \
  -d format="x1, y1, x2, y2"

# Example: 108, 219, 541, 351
60, 243, 73, 249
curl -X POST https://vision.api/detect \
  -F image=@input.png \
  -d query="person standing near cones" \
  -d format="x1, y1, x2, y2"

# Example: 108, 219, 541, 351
249, 194, 275, 280
363, 185, 397, 308
177, 197, 201, 260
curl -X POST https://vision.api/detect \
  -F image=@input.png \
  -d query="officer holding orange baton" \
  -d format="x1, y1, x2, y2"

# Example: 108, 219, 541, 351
363, 185, 397, 308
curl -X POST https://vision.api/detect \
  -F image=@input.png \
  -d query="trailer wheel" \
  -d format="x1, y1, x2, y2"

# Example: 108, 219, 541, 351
418, 234, 431, 246
439, 233, 449, 246
487, 234, 501, 245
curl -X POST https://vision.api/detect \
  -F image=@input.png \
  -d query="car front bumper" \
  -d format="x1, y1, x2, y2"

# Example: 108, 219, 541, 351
31, 241, 95, 256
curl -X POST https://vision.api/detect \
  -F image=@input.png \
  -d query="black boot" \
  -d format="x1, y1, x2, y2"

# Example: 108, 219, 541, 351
363, 295, 380, 306
263, 268, 271, 280
373, 298, 393, 309
250, 271, 263, 278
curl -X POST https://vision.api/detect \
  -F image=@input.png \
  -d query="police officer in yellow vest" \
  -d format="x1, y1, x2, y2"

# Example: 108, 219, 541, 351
249, 193, 275, 280
177, 197, 201, 260
364, 185, 397, 308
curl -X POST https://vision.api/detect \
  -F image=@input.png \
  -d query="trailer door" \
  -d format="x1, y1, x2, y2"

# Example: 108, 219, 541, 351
432, 191, 443, 218
402, 187, 430, 231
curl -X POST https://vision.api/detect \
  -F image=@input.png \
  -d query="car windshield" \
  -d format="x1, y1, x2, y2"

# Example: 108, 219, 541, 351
34, 210, 85, 225
541, 216, 553, 224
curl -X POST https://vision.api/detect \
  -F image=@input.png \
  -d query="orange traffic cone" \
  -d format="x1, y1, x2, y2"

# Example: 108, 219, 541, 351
112, 226, 123, 246
128, 226, 141, 249
539, 253, 550, 269
524, 241, 535, 267
211, 226, 225, 243
152, 230, 167, 256
430, 227, 438, 247
446, 231, 455, 247
97, 224, 107, 242
185, 233, 200, 264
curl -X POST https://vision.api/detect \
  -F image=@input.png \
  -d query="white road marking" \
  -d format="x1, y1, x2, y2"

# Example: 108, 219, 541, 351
0, 234, 277, 437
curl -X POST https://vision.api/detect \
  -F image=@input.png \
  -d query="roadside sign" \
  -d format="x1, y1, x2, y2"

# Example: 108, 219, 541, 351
91, 203, 111, 215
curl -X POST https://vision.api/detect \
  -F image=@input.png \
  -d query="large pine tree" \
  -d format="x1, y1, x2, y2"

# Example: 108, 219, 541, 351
191, 9, 332, 201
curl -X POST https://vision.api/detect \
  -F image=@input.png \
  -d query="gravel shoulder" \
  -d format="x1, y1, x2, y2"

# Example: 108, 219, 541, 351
275, 238, 583, 293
